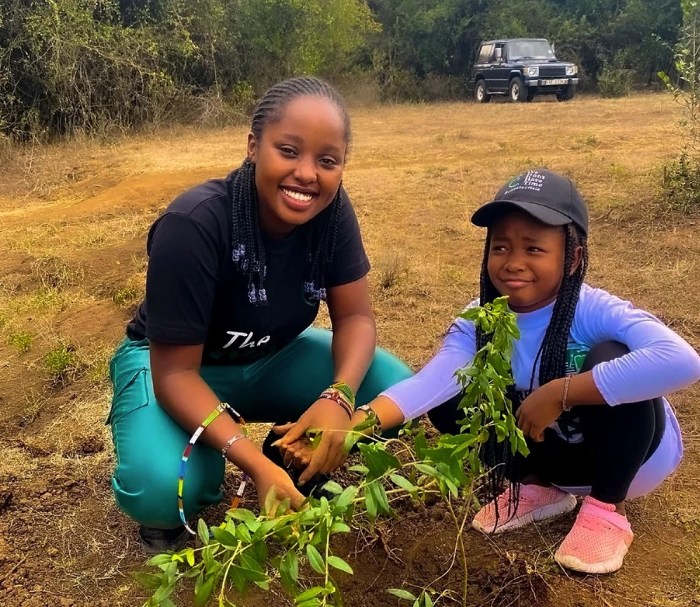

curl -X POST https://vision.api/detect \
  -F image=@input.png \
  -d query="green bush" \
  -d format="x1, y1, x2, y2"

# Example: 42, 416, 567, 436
663, 153, 700, 213
598, 65, 634, 98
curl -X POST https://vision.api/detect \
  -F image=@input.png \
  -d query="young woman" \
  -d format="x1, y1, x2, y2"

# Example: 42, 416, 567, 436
349, 169, 700, 574
107, 77, 412, 552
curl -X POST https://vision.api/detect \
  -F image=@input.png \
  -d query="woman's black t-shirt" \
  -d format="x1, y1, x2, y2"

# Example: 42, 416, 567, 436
126, 172, 370, 365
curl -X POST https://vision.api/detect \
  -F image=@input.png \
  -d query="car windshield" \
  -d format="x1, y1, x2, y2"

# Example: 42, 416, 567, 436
508, 40, 555, 60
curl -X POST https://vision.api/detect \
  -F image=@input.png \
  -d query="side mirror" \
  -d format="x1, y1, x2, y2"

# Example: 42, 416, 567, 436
495, 48, 502, 61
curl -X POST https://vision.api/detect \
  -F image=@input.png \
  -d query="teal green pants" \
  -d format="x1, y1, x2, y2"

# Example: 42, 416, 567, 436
108, 327, 412, 529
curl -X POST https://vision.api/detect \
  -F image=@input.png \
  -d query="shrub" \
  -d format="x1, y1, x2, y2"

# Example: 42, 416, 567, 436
662, 152, 700, 212
598, 65, 634, 98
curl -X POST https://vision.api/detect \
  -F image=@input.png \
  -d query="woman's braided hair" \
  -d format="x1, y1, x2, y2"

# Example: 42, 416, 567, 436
229, 76, 350, 305
476, 222, 588, 513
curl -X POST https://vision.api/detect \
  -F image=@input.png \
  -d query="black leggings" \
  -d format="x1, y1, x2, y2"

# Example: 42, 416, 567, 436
427, 341, 665, 503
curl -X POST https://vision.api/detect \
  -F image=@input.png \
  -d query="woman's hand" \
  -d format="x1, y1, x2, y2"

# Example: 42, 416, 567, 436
515, 379, 563, 442
250, 458, 306, 515
272, 399, 354, 485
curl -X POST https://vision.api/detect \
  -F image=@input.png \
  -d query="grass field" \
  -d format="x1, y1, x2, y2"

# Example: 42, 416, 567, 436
0, 93, 699, 607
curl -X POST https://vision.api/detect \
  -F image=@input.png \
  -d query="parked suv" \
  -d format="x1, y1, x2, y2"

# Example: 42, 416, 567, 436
469, 38, 578, 103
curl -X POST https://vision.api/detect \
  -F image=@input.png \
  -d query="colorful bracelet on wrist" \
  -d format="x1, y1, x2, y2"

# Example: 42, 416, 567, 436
319, 389, 354, 418
177, 402, 249, 535
329, 380, 355, 406
317, 380, 356, 418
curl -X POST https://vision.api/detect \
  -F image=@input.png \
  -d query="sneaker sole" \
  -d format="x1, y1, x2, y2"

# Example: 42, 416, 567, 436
472, 493, 577, 535
555, 537, 632, 574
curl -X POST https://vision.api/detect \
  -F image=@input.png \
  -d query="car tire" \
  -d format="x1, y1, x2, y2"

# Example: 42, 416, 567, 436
474, 80, 491, 103
509, 77, 527, 102
556, 84, 575, 102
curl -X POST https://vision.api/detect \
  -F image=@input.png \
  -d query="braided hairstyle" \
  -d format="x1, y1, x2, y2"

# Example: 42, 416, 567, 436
229, 76, 350, 305
477, 222, 588, 515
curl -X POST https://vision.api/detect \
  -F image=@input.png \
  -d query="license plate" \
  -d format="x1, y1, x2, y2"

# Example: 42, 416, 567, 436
543, 78, 568, 85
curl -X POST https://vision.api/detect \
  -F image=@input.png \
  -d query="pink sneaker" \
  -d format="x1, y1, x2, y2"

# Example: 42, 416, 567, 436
472, 484, 577, 535
555, 496, 634, 574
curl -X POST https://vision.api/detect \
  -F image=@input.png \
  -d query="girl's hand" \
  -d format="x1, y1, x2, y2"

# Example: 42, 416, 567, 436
272, 399, 354, 485
250, 458, 306, 515
515, 380, 563, 442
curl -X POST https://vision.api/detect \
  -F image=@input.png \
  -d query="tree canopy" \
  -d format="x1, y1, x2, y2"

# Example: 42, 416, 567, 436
0, 0, 684, 140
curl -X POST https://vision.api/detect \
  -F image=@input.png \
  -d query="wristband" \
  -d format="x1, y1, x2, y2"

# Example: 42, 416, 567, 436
356, 404, 382, 434
178, 402, 249, 535
561, 375, 573, 412
221, 433, 247, 458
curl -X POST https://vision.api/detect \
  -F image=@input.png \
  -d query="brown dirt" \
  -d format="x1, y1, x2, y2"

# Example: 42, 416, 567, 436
1, 94, 699, 607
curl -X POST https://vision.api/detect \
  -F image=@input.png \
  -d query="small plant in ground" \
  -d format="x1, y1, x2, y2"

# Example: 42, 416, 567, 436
44, 342, 83, 386
8, 330, 32, 353
376, 250, 408, 290
112, 285, 142, 307
141, 297, 526, 607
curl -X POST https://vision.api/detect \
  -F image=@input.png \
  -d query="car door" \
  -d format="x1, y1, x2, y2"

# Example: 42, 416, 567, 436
490, 43, 509, 93
473, 43, 494, 89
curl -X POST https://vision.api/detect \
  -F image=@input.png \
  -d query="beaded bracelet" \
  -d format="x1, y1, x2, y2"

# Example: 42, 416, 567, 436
177, 402, 249, 535
319, 388, 353, 419
329, 380, 355, 406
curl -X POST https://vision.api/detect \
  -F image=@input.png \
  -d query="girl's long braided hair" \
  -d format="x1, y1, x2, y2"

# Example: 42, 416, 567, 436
477, 222, 588, 515
229, 76, 350, 305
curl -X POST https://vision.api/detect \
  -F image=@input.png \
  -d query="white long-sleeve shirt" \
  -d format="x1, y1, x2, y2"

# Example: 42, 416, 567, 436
382, 284, 700, 498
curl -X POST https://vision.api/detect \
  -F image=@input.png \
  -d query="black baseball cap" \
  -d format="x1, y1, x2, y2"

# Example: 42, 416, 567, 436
471, 169, 589, 236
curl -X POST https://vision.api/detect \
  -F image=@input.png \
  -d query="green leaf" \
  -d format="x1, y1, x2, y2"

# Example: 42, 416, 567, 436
327, 555, 353, 575
197, 519, 210, 545
306, 544, 325, 575
330, 521, 351, 533
414, 463, 439, 477
322, 480, 344, 494
146, 554, 174, 567
347, 464, 369, 474
152, 581, 176, 604
280, 550, 299, 592
210, 527, 238, 548
389, 473, 418, 496
366, 479, 392, 517
234, 524, 252, 543
387, 588, 418, 601
335, 485, 358, 510
184, 548, 196, 567
227, 508, 256, 525
231, 565, 268, 583
357, 442, 401, 479
296, 599, 323, 607
194, 575, 216, 607
295, 586, 324, 603
229, 564, 247, 595
131, 572, 163, 590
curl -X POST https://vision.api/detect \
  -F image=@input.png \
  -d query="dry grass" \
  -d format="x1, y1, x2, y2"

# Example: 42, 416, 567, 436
0, 93, 699, 607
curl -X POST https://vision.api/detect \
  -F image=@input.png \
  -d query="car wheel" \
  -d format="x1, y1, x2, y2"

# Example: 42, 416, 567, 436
556, 84, 575, 102
474, 80, 491, 103
509, 77, 527, 102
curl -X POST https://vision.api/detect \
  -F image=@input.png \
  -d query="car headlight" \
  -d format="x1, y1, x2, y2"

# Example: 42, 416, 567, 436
524, 66, 539, 77
566, 65, 578, 76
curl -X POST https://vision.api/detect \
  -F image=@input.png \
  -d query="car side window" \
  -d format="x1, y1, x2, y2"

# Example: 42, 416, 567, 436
477, 44, 493, 63
493, 43, 505, 61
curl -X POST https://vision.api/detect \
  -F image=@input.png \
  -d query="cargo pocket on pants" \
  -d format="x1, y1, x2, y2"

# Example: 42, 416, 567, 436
107, 367, 150, 425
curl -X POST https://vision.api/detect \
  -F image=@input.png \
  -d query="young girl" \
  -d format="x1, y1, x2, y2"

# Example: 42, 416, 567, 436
349, 169, 700, 574
107, 77, 412, 552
